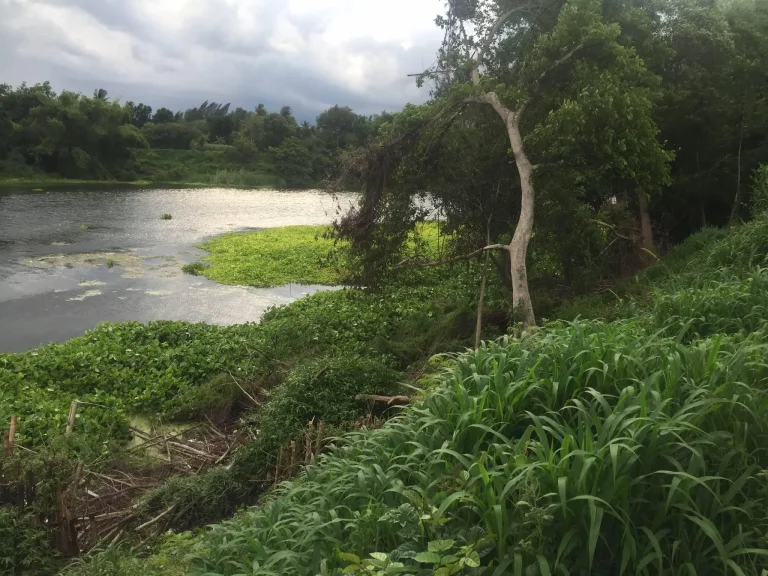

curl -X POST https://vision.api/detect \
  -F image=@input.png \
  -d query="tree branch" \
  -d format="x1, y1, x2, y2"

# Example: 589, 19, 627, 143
518, 43, 584, 118
396, 244, 509, 269
474, 4, 532, 73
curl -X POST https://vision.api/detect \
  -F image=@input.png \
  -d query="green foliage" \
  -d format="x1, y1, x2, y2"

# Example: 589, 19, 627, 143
181, 261, 210, 276
60, 533, 195, 576
191, 314, 768, 575
194, 225, 344, 287
0, 321, 262, 448
752, 164, 768, 215
0, 508, 58, 575
160, 213, 172, 220
270, 137, 315, 188
0, 82, 147, 180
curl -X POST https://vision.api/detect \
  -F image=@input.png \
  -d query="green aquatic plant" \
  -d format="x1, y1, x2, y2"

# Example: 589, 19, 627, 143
161, 213, 173, 220
181, 261, 209, 276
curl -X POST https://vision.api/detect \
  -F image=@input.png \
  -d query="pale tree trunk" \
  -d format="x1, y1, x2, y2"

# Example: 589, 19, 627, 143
471, 88, 537, 327
637, 190, 654, 252
505, 116, 536, 327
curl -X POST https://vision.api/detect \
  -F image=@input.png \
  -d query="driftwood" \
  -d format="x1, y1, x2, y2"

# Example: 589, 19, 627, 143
354, 394, 411, 406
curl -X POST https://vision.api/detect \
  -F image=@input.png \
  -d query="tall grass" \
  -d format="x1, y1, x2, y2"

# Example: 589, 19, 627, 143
191, 320, 768, 575
186, 213, 768, 576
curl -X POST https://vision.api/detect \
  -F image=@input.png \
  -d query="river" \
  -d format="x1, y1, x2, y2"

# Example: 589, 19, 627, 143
0, 187, 356, 353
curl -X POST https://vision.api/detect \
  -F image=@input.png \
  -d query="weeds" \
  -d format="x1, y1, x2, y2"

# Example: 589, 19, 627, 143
181, 261, 209, 276
161, 213, 172, 220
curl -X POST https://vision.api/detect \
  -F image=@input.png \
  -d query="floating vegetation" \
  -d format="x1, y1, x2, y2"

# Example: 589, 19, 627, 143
78, 280, 106, 287
66, 289, 102, 301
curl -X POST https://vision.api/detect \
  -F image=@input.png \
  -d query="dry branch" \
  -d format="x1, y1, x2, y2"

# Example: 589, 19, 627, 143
355, 394, 411, 406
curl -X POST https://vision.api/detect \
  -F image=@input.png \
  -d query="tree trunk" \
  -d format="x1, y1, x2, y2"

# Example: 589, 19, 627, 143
638, 190, 654, 252
504, 116, 536, 327
472, 87, 536, 327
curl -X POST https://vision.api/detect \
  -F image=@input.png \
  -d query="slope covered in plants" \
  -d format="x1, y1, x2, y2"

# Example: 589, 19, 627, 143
179, 213, 768, 575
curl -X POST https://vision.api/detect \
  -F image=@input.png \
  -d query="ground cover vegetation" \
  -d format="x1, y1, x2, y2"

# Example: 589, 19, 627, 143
0, 84, 380, 188
63, 175, 768, 576
2, 0, 768, 573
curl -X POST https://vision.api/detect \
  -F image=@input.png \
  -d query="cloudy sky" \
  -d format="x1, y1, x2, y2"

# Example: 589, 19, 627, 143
0, 0, 445, 120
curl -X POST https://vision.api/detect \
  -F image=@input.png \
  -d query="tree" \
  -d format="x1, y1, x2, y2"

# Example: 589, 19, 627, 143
152, 107, 176, 124
271, 137, 314, 188
316, 105, 370, 149
424, 0, 671, 325
126, 101, 153, 128
263, 112, 296, 149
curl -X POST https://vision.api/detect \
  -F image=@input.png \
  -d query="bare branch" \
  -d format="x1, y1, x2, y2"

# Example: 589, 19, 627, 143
396, 243, 509, 269
474, 4, 532, 72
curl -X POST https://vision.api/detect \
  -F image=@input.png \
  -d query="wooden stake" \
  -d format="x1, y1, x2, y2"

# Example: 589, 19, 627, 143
66, 401, 78, 436
275, 445, 283, 484
290, 440, 297, 475
8, 415, 17, 455
305, 421, 314, 464
315, 421, 325, 455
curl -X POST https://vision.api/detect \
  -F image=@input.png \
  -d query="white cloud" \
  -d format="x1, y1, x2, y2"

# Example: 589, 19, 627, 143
0, 0, 445, 118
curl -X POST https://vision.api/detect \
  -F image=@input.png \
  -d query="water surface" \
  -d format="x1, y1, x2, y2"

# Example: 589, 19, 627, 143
0, 187, 356, 352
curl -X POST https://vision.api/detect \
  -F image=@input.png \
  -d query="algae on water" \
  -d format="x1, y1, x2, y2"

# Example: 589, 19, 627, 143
66, 290, 102, 301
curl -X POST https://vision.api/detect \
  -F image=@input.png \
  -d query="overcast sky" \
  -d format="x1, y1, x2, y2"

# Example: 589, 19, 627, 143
0, 0, 444, 121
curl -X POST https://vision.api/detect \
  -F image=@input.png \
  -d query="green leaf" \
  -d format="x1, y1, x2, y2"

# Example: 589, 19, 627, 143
414, 552, 441, 564
428, 540, 456, 553
370, 552, 390, 563
339, 553, 361, 564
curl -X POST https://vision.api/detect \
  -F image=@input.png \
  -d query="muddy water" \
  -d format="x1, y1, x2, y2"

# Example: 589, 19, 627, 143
0, 187, 357, 352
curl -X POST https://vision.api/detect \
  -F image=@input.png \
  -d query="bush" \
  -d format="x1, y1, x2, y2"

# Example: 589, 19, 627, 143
0, 508, 58, 575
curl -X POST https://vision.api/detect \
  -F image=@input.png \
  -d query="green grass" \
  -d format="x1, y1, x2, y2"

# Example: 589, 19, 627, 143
134, 148, 279, 188
195, 225, 345, 287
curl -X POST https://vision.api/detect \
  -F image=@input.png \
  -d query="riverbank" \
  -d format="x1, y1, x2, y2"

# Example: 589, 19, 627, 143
0, 177, 276, 190
2, 222, 503, 574
58, 213, 768, 576
7, 215, 768, 574
0, 148, 283, 190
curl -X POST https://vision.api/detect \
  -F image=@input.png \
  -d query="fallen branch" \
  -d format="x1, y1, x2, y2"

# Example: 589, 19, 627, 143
136, 504, 175, 532
355, 394, 411, 406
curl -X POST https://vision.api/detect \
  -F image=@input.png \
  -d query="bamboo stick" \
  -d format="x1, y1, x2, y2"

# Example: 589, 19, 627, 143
66, 401, 78, 436
8, 415, 17, 455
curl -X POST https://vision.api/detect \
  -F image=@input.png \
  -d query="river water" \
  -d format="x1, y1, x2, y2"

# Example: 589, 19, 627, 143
0, 187, 357, 353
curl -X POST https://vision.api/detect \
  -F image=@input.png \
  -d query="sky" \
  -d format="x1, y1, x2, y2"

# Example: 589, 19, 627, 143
0, 0, 445, 121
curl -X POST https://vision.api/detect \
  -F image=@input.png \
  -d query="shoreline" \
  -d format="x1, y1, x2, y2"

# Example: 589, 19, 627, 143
0, 177, 283, 191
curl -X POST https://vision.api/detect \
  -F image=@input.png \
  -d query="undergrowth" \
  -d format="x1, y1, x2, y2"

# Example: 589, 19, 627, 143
79, 210, 768, 575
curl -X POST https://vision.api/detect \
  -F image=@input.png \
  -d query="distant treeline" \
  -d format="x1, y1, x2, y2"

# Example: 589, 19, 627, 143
0, 84, 388, 187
